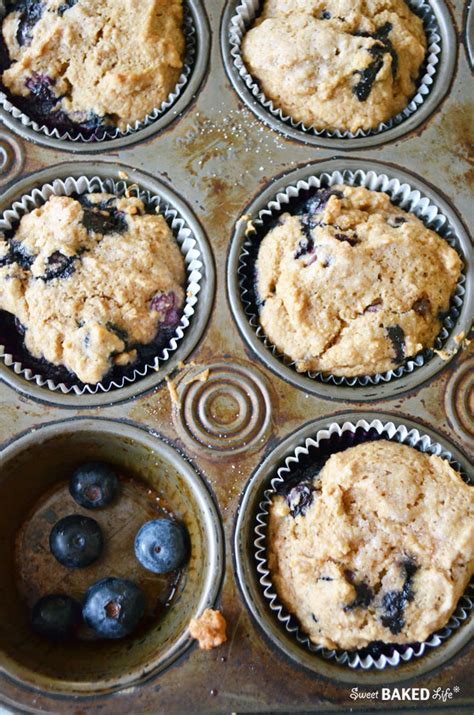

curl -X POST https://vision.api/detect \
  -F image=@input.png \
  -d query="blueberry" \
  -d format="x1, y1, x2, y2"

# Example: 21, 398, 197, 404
15, 0, 44, 47
386, 325, 406, 364
78, 196, 128, 235
31, 594, 82, 640
380, 557, 418, 635
286, 481, 315, 518
69, 462, 119, 509
150, 291, 181, 329
352, 22, 398, 101
82, 577, 145, 639
334, 232, 359, 246
134, 519, 189, 574
343, 570, 374, 611
49, 514, 103, 568
43, 251, 77, 281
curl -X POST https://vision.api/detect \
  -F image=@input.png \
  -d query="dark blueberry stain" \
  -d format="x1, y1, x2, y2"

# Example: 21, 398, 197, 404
343, 570, 374, 611
319, 576, 333, 582
297, 188, 344, 218
105, 323, 129, 346
294, 233, 314, 259
412, 297, 431, 316
1, 239, 34, 269
380, 558, 418, 635
311, 614, 318, 623
352, 23, 398, 101
78, 197, 128, 235
14, 0, 44, 47
321, 11, 331, 19
388, 216, 407, 228
334, 232, 360, 246
57, 0, 78, 14
386, 325, 406, 364
42, 251, 77, 281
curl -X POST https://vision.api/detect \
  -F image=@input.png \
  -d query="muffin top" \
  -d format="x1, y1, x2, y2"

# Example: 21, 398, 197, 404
0, 193, 186, 384
268, 439, 474, 650
255, 185, 462, 377
1, 0, 185, 132
241, 0, 426, 133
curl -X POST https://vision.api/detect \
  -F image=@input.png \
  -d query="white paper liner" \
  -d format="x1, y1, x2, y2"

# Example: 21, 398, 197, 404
229, 0, 441, 139
238, 167, 466, 387
254, 417, 474, 670
0, 4, 196, 143
0, 175, 204, 395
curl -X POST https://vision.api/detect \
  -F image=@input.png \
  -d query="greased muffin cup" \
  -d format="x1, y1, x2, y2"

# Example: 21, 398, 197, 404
253, 416, 474, 670
234, 164, 469, 395
225, 0, 449, 146
0, 174, 205, 398
0, 2, 203, 148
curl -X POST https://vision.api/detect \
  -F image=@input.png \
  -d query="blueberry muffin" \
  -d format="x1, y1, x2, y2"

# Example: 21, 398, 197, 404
255, 185, 462, 377
0, 193, 186, 384
268, 440, 474, 650
1, 0, 185, 136
241, 0, 427, 133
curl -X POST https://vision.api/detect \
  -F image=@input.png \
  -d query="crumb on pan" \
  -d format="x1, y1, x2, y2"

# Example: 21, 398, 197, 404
189, 608, 227, 650
165, 375, 180, 405
118, 171, 129, 180
184, 368, 210, 386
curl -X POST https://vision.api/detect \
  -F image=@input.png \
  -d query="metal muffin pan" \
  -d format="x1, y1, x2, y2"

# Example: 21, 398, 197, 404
0, 0, 472, 712
0, 418, 224, 694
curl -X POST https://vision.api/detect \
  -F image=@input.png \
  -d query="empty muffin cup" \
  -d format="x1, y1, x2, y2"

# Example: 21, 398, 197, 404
0, 164, 215, 406
0, 418, 224, 694
0, 1, 210, 150
234, 413, 473, 680
228, 159, 471, 400
223, 0, 454, 148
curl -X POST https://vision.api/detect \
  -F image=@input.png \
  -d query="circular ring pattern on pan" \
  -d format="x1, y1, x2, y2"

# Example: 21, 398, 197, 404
0, 131, 24, 180
0, 417, 224, 696
220, 0, 456, 149
0, 162, 215, 408
173, 360, 273, 454
0, 0, 210, 153
445, 357, 474, 449
234, 411, 473, 684
226, 158, 473, 402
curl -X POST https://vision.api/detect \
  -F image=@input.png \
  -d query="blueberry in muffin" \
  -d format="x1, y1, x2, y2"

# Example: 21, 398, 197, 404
254, 184, 462, 377
0, 192, 186, 385
241, 0, 427, 133
0, 0, 185, 137
268, 440, 474, 650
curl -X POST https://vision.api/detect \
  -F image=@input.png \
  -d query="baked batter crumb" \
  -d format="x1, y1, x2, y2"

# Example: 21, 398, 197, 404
268, 440, 474, 650
166, 376, 180, 405
255, 184, 462, 377
184, 368, 210, 386
189, 608, 227, 650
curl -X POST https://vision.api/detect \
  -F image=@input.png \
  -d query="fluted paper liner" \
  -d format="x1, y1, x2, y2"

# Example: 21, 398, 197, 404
254, 417, 474, 670
0, 6, 196, 143
238, 167, 466, 387
0, 175, 204, 395
229, 0, 441, 140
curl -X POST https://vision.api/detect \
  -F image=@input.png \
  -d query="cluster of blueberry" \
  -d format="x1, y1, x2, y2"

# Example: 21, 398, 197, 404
31, 462, 189, 641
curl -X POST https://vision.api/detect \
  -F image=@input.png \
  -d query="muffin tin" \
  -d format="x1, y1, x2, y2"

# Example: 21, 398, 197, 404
0, 1, 472, 713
